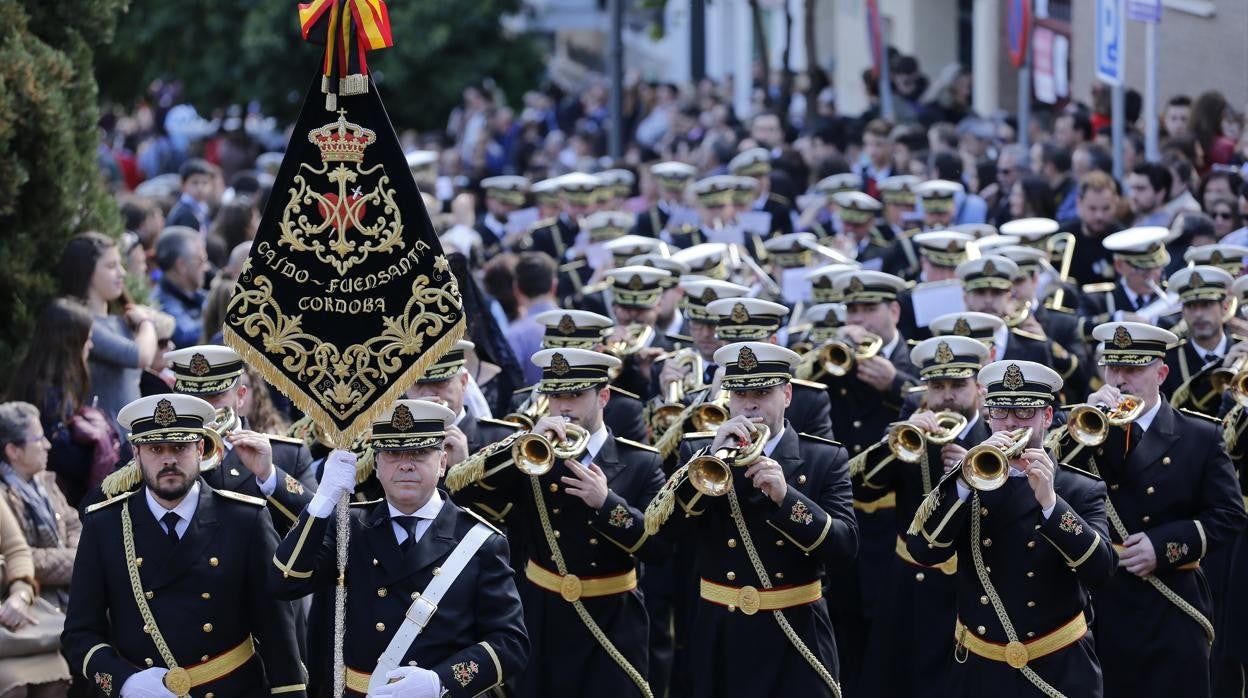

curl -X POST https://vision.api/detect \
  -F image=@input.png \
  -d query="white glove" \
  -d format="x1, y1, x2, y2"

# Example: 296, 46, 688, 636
371, 666, 442, 698
309, 449, 358, 517
120, 667, 176, 698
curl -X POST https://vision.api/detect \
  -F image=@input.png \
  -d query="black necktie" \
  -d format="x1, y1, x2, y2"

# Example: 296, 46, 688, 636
1206, 353, 1220, 366
161, 512, 181, 545
393, 515, 420, 552
1136, 294, 1151, 311
703, 363, 718, 385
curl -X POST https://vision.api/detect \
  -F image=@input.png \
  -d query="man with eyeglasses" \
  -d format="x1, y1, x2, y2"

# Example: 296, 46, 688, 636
906, 360, 1113, 697
271, 399, 529, 697
1054, 322, 1245, 698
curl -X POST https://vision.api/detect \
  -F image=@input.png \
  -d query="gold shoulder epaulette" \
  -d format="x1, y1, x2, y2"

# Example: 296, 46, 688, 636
800, 432, 844, 448
607, 385, 641, 400
1011, 327, 1047, 342
463, 506, 504, 535
266, 433, 306, 445
349, 498, 384, 509
791, 378, 826, 390
616, 437, 659, 453
84, 489, 138, 514
214, 489, 266, 507
907, 385, 929, 394
479, 417, 523, 430
901, 227, 922, 238
1179, 408, 1222, 425
513, 384, 537, 394
1043, 303, 1075, 314
666, 333, 694, 344
559, 259, 587, 272
530, 217, 557, 231
1081, 282, 1116, 294
1057, 462, 1102, 481
683, 431, 716, 440
768, 192, 792, 207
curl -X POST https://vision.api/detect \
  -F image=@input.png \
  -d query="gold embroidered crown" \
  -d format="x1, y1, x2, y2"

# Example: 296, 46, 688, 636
154, 398, 177, 427
188, 353, 211, 376
309, 110, 378, 164
391, 404, 415, 431
738, 346, 759, 371
1002, 363, 1025, 390
935, 341, 955, 364
1113, 326, 1133, 348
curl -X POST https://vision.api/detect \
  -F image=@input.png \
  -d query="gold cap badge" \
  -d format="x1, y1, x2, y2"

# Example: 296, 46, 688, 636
188, 353, 211, 377
730, 302, 750, 324
557, 314, 576, 335
550, 352, 571, 376
1113, 326, 1133, 348
738, 346, 759, 372
390, 404, 415, 431
1003, 363, 1025, 391
153, 399, 177, 427
935, 341, 955, 365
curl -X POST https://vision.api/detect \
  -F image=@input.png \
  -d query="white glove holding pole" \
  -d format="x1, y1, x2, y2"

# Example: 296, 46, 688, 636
370, 665, 442, 697
120, 668, 176, 698
309, 449, 358, 518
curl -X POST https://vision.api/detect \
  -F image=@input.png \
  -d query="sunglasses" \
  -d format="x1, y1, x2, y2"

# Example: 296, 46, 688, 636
1212, 211, 1236, 220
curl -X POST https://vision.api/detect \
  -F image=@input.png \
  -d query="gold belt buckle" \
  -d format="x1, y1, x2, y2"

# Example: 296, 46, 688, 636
163, 666, 192, 695
738, 585, 761, 615
560, 574, 583, 602
1004, 640, 1029, 669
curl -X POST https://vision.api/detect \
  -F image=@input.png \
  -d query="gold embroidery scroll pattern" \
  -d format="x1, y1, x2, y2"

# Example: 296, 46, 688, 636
227, 267, 462, 421
278, 160, 406, 275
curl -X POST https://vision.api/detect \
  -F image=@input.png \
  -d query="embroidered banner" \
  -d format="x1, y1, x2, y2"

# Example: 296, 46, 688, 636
224, 76, 463, 446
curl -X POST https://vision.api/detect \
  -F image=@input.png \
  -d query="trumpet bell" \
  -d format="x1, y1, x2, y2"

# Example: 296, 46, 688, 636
1068, 404, 1108, 447
688, 455, 732, 496
691, 403, 728, 432
511, 433, 554, 476
199, 428, 228, 472
821, 341, 855, 378
888, 423, 927, 464
961, 428, 1032, 491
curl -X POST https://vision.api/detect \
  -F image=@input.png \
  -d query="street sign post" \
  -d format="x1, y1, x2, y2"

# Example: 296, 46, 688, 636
1095, 0, 1125, 86
1128, 0, 1163, 161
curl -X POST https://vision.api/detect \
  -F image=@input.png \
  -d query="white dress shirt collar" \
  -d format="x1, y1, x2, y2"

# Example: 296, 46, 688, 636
388, 490, 444, 545
763, 425, 787, 458
1136, 398, 1164, 433
146, 480, 201, 539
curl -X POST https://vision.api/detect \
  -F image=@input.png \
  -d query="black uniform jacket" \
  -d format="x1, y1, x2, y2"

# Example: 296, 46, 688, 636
661, 425, 857, 698
269, 495, 529, 698
907, 459, 1115, 697
63, 484, 307, 697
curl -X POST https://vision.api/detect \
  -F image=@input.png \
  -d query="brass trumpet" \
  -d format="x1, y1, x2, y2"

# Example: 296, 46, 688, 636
796, 333, 883, 381
605, 324, 655, 357
652, 349, 705, 432
687, 424, 770, 497
961, 427, 1033, 491
503, 393, 549, 430
511, 423, 591, 476
1212, 359, 1248, 408
199, 407, 237, 471
1067, 395, 1145, 447
888, 411, 969, 463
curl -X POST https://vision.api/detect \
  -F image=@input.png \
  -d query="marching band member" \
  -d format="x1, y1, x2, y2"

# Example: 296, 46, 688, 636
633, 161, 698, 239
65, 395, 307, 697
855, 335, 992, 697
1073, 322, 1246, 698
905, 360, 1114, 696
270, 400, 528, 697
446, 348, 668, 698
645, 341, 856, 698
92, 345, 315, 537
1162, 265, 1239, 415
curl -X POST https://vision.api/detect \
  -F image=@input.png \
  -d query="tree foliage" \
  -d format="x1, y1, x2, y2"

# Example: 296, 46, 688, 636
95, 0, 544, 132
0, 0, 126, 377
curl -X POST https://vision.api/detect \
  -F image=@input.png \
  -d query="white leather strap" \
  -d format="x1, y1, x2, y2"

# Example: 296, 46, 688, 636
368, 523, 494, 693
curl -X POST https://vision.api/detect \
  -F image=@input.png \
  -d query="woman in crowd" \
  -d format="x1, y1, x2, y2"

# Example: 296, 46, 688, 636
0, 402, 79, 612
58, 232, 159, 439
1008, 174, 1057, 221
6, 300, 119, 508
1210, 198, 1242, 240
0, 497, 70, 698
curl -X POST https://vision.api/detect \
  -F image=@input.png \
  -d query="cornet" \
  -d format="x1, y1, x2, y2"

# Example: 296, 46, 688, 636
605, 324, 655, 357
199, 407, 237, 471
796, 333, 883, 381
888, 411, 969, 463
652, 349, 705, 432
1067, 395, 1145, 447
960, 428, 1033, 491
1212, 358, 1248, 408
511, 422, 591, 476
687, 424, 770, 497
503, 393, 549, 430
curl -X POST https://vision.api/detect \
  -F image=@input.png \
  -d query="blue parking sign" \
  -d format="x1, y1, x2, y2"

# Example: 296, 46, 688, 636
1095, 0, 1125, 85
